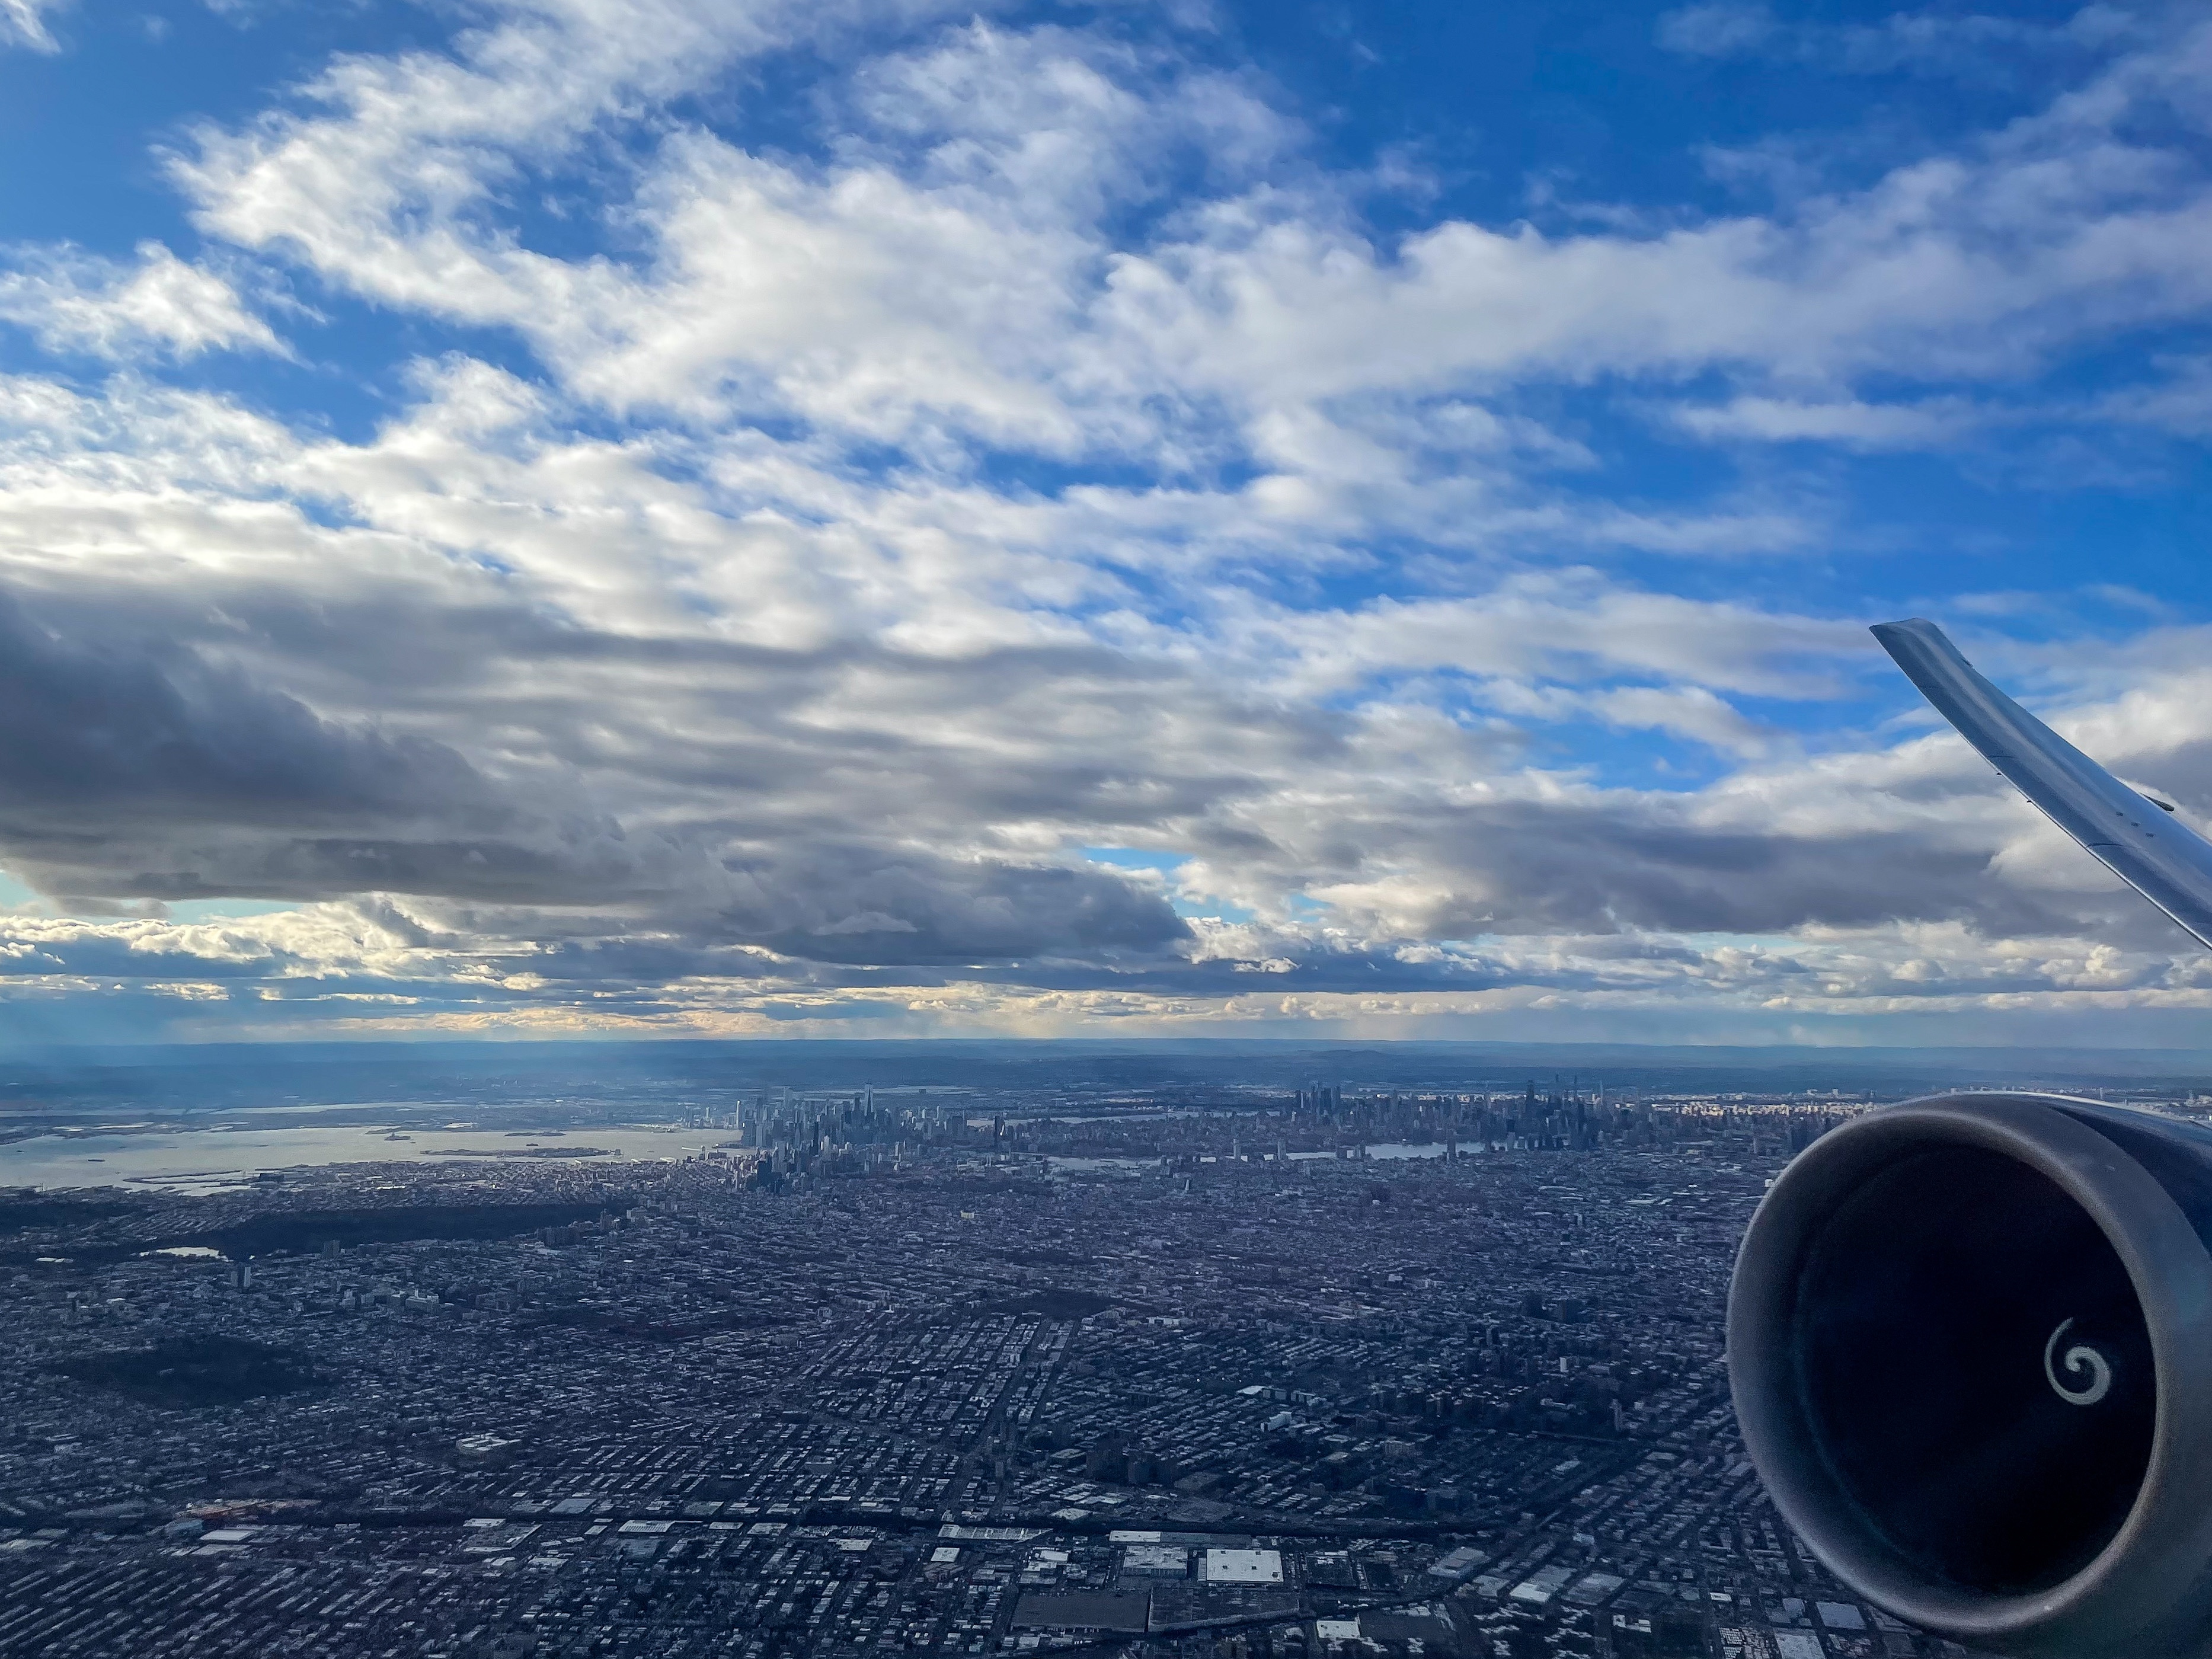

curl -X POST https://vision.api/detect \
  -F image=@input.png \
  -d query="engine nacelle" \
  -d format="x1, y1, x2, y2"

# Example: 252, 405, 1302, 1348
1729, 1092, 2212, 1657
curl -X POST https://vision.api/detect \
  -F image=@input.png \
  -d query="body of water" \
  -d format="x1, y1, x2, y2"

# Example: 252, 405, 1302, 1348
1286, 1142, 1453, 1161
1044, 1156, 1156, 1174
2, 1125, 733, 1192
1044, 1143, 1460, 1175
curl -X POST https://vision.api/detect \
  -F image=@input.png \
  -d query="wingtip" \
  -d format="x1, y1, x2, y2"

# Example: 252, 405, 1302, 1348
1869, 618, 1967, 673
1870, 616, 1942, 642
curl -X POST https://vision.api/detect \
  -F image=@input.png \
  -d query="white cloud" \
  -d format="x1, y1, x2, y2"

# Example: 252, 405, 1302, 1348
1586, 686, 1781, 759
1233, 573, 1867, 701
1658, 2, 1780, 59
162, 2, 2212, 511
170, 0, 1011, 333
2087, 356, 2212, 434
0, 242, 281, 360
1, 0, 62, 53
1657, 2, 2141, 75
1671, 394, 1982, 449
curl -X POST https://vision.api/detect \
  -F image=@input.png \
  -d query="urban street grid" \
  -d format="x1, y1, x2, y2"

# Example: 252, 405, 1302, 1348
4, 1073, 2165, 1659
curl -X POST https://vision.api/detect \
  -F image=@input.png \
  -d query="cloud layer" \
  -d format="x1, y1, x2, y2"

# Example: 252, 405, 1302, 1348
0, 0, 2209, 1041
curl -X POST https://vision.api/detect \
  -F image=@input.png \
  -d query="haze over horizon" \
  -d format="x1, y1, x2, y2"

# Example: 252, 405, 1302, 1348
2, 0, 2211, 1048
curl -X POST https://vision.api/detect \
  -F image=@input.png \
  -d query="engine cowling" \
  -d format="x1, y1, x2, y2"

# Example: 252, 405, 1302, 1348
1728, 1092, 2212, 1656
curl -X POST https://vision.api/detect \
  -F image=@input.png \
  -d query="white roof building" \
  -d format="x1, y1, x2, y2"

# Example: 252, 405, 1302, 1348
1201, 1548, 1283, 1585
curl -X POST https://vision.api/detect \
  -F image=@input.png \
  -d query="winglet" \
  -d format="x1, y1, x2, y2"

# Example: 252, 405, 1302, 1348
1873, 618, 2212, 948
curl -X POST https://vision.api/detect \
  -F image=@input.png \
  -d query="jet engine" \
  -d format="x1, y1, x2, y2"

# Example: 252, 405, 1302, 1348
1730, 1091, 2212, 1656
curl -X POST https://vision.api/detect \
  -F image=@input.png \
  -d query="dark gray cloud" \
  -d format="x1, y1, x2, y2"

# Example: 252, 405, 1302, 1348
0, 590, 1195, 964
718, 846, 1188, 964
0, 576, 2170, 1003
0, 589, 486, 823
1351, 804, 2075, 939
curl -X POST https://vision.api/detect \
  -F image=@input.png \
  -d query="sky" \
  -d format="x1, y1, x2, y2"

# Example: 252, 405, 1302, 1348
0, 0, 2208, 1047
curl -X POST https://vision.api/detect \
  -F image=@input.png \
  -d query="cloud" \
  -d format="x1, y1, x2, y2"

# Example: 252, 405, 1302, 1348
1657, 3, 1782, 60
1670, 395, 1982, 449
2086, 355, 2212, 434
168, 0, 1014, 340
0, 0, 2207, 1041
0, 586, 518, 899
0, 576, 1201, 963
1238, 574, 1868, 701
0, 0, 61, 53
0, 242, 282, 361
1656, 3, 2140, 76
159, 1, 2212, 514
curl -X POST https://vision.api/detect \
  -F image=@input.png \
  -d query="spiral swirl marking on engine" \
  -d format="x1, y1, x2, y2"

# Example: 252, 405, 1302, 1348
2044, 1318, 2113, 1407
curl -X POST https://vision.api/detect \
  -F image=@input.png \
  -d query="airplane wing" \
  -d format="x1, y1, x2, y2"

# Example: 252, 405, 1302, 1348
1872, 616, 2212, 948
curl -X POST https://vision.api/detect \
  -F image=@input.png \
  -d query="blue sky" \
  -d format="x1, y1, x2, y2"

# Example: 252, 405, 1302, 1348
0, 0, 2208, 1045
